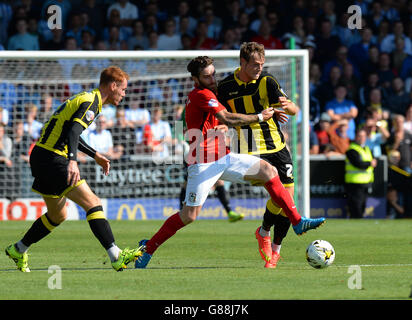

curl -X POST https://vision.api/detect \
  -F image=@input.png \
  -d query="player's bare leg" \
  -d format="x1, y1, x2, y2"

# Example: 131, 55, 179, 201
135, 204, 201, 269
66, 183, 143, 271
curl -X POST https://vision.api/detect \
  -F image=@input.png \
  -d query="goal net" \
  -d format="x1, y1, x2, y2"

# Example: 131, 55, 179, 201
0, 50, 309, 221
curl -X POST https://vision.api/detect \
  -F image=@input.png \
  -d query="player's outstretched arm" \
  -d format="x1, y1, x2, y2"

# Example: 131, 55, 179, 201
216, 108, 274, 127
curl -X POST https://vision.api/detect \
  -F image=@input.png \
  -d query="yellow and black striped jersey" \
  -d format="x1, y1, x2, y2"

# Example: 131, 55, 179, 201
217, 68, 288, 155
36, 88, 102, 158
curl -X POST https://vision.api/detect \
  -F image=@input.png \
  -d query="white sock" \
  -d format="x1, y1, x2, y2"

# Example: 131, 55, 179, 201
272, 243, 281, 254
15, 241, 29, 254
107, 244, 121, 262
259, 227, 270, 237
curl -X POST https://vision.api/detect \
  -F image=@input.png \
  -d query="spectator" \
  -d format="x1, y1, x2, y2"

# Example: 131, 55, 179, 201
203, 6, 222, 40
360, 45, 380, 79
86, 115, 122, 160
65, 12, 84, 46
359, 72, 381, 109
320, 0, 337, 28
377, 52, 396, 89
10, 120, 31, 198
316, 66, 342, 109
127, 20, 148, 50
110, 108, 137, 158
0, 1, 12, 47
237, 11, 255, 43
37, 93, 57, 124
348, 27, 375, 74
125, 101, 150, 144
322, 45, 360, 83
386, 185, 405, 219
392, 37, 409, 74
100, 103, 116, 129
104, 26, 125, 50
325, 84, 358, 140
404, 104, 412, 133
174, 0, 197, 36
143, 108, 172, 158
376, 19, 391, 46
249, 3, 267, 34
7, 18, 39, 50
364, 115, 390, 158
80, 29, 95, 50
327, 119, 350, 154
0, 123, 13, 198
144, 13, 159, 34
367, 1, 386, 34
387, 114, 412, 173
41, 27, 64, 50
107, 0, 138, 27
157, 18, 182, 50
365, 88, 390, 124
103, 8, 132, 43
315, 19, 342, 68
309, 125, 319, 155
251, 19, 283, 49
0, 106, 9, 126
282, 15, 314, 49
387, 149, 411, 218
181, 33, 192, 50
144, 0, 168, 23
178, 16, 194, 38
334, 12, 361, 48
23, 104, 43, 141
381, 0, 400, 22
381, 20, 412, 55
222, 0, 241, 30
78, 0, 105, 35
341, 63, 361, 103
191, 21, 218, 50
215, 28, 239, 50
147, 30, 159, 50
387, 77, 410, 115
314, 112, 332, 154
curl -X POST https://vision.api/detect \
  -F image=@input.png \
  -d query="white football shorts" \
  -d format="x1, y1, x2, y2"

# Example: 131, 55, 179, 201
184, 152, 261, 207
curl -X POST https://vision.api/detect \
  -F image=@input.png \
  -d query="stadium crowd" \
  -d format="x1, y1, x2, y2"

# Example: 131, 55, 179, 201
0, 0, 412, 217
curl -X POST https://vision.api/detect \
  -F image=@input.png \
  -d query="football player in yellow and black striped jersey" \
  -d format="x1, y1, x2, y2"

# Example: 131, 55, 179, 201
5, 66, 143, 272
218, 42, 300, 268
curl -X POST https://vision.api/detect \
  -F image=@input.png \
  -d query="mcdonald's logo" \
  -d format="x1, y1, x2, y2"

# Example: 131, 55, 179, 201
116, 204, 147, 220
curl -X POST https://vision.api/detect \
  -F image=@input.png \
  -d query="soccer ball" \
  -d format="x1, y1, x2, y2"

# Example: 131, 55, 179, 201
306, 240, 335, 269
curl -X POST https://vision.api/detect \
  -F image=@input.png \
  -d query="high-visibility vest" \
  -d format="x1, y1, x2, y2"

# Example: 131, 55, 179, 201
345, 142, 374, 184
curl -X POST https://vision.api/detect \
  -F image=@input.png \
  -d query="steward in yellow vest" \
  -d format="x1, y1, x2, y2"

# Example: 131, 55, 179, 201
344, 128, 377, 218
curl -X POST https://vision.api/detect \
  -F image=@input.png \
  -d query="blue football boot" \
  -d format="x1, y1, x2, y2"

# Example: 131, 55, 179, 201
293, 217, 326, 235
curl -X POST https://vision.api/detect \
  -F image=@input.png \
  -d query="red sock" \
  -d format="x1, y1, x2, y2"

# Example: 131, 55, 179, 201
264, 175, 301, 226
145, 212, 185, 254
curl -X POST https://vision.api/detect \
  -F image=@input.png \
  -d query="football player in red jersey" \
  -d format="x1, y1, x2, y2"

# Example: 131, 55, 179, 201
135, 57, 325, 268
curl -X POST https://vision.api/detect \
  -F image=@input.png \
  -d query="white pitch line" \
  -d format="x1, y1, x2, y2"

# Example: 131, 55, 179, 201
284, 262, 412, 267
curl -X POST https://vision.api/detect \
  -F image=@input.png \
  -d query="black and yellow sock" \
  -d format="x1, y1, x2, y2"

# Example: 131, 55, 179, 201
86, 206, 115, 250
20, 212, 59, 249
273, 214, 291, 245
261, 199, 283, 231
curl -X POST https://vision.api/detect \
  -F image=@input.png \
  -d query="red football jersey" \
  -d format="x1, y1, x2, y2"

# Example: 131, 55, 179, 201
185, 86, 230, 164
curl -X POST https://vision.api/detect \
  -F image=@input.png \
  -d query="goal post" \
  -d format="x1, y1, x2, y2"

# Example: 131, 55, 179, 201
0, 50, 310, 220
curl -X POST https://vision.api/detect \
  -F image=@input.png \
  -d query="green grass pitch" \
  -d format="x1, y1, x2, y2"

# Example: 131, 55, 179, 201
0, 219, 411, 300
